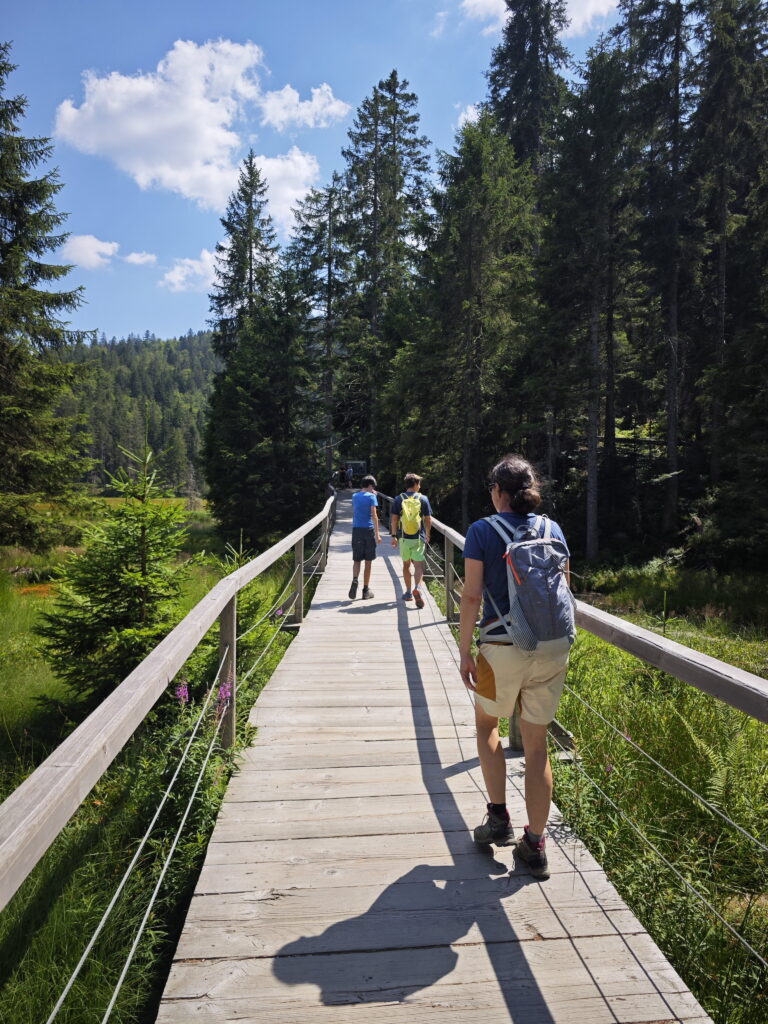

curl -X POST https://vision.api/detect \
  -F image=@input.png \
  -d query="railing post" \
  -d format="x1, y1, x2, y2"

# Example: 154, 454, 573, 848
219, 595, 237, 749
445, 537, 456, 624
319, 518, 328, 572
291, 536, 305, 625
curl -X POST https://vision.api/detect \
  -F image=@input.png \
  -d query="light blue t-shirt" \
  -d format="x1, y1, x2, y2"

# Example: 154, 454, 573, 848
352, 490, 378, 528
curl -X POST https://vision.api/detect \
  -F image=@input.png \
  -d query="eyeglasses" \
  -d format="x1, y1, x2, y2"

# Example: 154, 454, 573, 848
487, 481, 497, 493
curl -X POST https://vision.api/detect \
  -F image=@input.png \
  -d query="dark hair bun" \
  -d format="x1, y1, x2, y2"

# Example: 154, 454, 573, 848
490, 455, 541, 513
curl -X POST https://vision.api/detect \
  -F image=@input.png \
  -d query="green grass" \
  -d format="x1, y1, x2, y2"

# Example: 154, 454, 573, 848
425, 569, 768, 1024
0, 548, 309, 1024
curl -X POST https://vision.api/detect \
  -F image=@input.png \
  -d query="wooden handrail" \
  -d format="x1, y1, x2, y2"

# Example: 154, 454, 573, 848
379, 493, 768, 724
0, 494, 336, 914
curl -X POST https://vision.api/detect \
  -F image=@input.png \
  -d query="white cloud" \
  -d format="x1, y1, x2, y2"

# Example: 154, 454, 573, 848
456, 103, 480, 129
62, 234, 119, 270
257, 147, 320, 232
260, 82, 350, 132
55, 40, 347, 217
565, 0, 617, 36
124, 251, 157, 265
159, 249, 216, 293
460, 0, 507, 34
431, 10, 449, 37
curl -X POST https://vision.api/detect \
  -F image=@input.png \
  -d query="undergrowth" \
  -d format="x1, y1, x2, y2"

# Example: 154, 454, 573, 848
0, 522, 325, 1024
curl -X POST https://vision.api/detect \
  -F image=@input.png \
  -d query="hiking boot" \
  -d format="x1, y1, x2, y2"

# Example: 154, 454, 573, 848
348, 579, 358, 600
413, 587, 424, 609
402, 591, 413, 601
362, 586, 373, 599
473, 804, 514, 847
514, 826, 550, 879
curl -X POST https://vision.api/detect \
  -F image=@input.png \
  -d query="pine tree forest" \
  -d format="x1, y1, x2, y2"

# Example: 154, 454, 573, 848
3, 2, 768, 565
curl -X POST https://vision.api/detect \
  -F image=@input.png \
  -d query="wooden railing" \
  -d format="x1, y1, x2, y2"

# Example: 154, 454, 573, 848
378, 492, 768, 725
0, 492, 337, 914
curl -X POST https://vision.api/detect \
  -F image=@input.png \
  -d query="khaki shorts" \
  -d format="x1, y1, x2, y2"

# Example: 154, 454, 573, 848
474, 638, 571, 725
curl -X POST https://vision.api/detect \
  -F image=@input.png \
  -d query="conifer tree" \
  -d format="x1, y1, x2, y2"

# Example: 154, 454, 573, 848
203, 157, 322, 543
393, 112, 538, 528
0, 42, 92, 547
486, 0, 570, 171
37, 447, 190, 704
287, 174, 351, 472
341, 70, 430, 460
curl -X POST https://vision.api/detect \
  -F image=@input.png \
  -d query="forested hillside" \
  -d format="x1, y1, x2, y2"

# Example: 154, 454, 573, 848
203, 0, 768, 566
62, 331, 217, 495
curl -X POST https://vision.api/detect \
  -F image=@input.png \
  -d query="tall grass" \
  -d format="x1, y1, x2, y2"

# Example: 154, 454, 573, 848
0, 526, 323, 1023
425, 564, 768, 1024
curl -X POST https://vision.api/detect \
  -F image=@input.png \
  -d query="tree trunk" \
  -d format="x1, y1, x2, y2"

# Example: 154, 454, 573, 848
586, 288, 601, 561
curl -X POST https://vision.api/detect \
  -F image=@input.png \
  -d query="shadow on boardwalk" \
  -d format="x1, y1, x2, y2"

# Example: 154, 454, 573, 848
273, 557, 556, 1021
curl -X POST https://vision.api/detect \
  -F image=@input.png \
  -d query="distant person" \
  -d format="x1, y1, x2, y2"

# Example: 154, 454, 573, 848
459, 454, 574, 880
349, 475, 381, 600
337, 464, 347, 488
390, 473, 432, 609
345, 464, 354, 488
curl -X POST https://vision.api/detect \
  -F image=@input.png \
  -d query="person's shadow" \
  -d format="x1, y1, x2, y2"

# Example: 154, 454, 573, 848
272, 551, 556, 1019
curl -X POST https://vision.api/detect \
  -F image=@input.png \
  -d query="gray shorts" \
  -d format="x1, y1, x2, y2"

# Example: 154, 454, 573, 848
352, 527, 377, 562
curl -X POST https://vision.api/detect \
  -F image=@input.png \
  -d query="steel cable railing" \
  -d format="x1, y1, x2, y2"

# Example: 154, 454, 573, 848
236, 562, 301, 641
99, 705, 229, 1022
44, 648, 231, 1024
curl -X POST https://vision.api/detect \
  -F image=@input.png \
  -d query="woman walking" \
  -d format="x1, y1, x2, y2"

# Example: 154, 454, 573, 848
459, 454, 573, 879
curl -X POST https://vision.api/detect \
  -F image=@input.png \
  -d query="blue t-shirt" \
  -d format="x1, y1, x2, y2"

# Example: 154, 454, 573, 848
392, 491, 433, 539
352, 490, 378, 528
464, 513, 570, 631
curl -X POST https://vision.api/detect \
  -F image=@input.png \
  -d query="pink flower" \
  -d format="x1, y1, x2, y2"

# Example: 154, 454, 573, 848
175, 682, 189, 705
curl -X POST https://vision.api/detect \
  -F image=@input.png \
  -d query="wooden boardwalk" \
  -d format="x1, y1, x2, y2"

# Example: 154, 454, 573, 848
157, 494, 712, 1024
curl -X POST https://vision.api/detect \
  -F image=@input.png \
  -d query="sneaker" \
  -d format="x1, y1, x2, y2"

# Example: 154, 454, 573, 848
362, 586, 374, 599
413, 587, 424, 609
348, 579, 358, 600
402, 591, 413, 601
473, 804, 514, 847
514, 826, 550, 879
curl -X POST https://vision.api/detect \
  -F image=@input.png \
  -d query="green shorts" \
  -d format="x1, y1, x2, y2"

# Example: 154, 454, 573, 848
399, 537, 426, 562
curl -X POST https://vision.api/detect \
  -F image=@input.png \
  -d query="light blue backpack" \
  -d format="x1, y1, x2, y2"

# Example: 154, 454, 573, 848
479, 514, 576, 651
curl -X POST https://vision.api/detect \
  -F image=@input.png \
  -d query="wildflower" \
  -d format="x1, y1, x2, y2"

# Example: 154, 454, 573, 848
275, 607, 284, 617
175, 681, 189, 705
217, 681, 232, 708
605, 764, 614, 775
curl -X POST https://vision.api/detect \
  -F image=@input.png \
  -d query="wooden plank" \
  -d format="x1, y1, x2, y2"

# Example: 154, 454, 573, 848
0, 494, 336, 912
159, 932, 708, 1024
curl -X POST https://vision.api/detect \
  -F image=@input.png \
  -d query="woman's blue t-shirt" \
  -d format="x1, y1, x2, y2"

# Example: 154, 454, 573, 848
463, 513, 570, 631
352, 490, 378, 528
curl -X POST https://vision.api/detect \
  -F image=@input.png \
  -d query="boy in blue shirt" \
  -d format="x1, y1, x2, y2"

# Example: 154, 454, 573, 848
349, 475, 381, 599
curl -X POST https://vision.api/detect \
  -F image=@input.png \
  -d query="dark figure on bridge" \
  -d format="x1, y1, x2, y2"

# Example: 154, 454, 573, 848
459, 454, 574, 880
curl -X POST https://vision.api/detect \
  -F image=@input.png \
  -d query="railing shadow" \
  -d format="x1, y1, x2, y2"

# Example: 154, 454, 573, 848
272, 551, 556, 1020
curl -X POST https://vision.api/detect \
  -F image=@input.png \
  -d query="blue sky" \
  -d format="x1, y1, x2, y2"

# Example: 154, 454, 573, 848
6, 0, 615, 340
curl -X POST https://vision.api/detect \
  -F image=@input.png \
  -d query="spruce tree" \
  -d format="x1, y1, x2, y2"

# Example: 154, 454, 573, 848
0, 42, 92, 548
486, 0, 570, 171
37, 447, 190, 704
287, 175, 351, 473
341, 70, 430, 462
393, 112, 538, 528
203, 157, 322, 543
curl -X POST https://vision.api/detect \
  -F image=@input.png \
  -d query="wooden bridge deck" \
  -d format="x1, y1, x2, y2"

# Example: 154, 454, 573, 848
157, 493, 712, 1024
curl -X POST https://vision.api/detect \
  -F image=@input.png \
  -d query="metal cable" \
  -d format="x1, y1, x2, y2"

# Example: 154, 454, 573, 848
302, 527, 326, 568
547, 730, 768, 972
45, 647, 230, 1024
100, 707, 228, 1022
236, 563, 300, 640
240, 593, 299, 685
562, 683, 768, 855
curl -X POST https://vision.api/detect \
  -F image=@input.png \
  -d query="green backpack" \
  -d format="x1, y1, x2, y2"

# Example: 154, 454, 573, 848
400, 493, 423, 535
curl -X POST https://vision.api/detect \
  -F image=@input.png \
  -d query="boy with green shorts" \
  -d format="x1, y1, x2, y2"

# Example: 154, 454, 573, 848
390, 473, 433, 608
